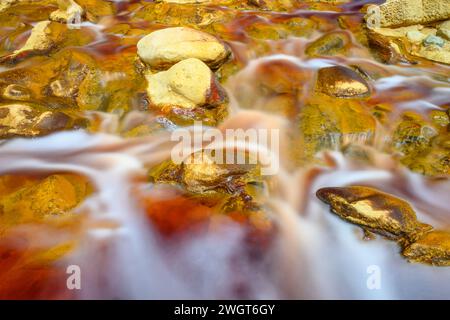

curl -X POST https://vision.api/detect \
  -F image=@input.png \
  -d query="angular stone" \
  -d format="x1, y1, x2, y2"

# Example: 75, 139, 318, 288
423, 35, 445, 47
367, 24, 450, 65
316, 186, 433, 244
437, 20, 450, 40
367, 29, 407, 64
0, 20, 68, 65
316, 66, 370, 98
0, 103, 73, 138
366, 0, 450, 28
0, 174, 91, 233
413, 45, 450, 65
137, 27, 231, 70
403, 230, 450, 266
145, 58, 227, 110
406, 30, 427, 43
49, 0, 84, 23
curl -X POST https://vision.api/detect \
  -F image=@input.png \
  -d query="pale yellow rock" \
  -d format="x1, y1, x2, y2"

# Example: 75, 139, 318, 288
407, 30, 427, 43
366, 0, 450, 28
182, 152, 229, 193
368, 25, 435, 43
0, 104, 70, 138
413, 45, 450, 65
367, 19, 450, 64
49, 0, 84, 23
137, 27, 230, 70
437, 20, 450, 40
14, 20, 67, 55
145, 58, 226, 110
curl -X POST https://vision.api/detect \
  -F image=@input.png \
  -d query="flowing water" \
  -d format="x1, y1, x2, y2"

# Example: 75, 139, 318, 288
0, 0, 449, 299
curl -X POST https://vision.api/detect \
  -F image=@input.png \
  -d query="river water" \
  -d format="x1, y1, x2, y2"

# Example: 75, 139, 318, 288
0, 0, 449, 299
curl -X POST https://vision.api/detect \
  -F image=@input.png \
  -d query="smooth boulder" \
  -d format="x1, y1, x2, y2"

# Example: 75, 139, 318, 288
137, 27, 230, 70
145, 58, 227, 110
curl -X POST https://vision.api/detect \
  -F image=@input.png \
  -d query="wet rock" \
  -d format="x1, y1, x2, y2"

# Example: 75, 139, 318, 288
182, 152, 233, 194
305, 32, 351, 57
366, 0, 450, 28
406, 30, 427, 43
316, 66, 370, 98
414, 45, 450, 65
403, 230, 450, 266
366, 24, 450, 64
400, 133, 450, 177
299, 94, 376, 159
145, 58, 227, 110
134, 2, 233, 29
0, 173, 90, 233
149, 150, 260, 197
49, 0, 84, 23
2, 84, 32, 101
364, 0, 450, 65
392, 113, 449, 177
392, 113, 437, 156
316, 186, 433, 244
0, 21, 67, 64
137, 27, 231, 70
366, 29, 409, 64
0, 103, 74, 138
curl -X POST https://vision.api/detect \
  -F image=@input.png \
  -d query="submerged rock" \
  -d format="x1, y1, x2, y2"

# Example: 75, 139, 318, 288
316, 66, 370, 98
137, 27, 231, 70
0, 21, 67, 63
400, 132, 450, 177
298, 94, 375, 159
145, 58, 227, 110
0, 173, 91, 233
0, 103, 75, 138
316, 186, 433, 244
305, 32, 351, 57
148, 150, 261, 197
